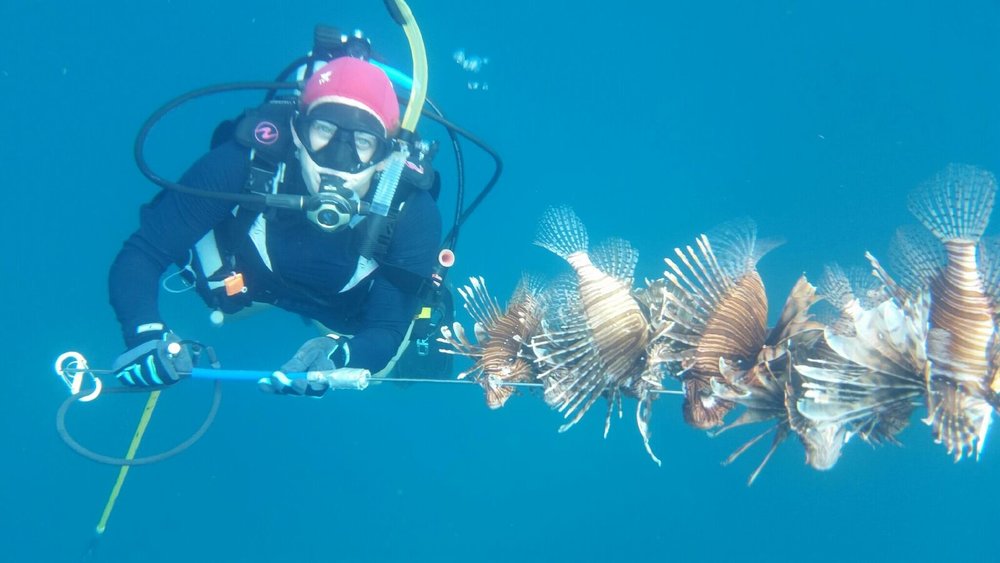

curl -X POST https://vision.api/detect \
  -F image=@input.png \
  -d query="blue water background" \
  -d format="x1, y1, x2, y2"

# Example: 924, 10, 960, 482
2, 1, 999, 561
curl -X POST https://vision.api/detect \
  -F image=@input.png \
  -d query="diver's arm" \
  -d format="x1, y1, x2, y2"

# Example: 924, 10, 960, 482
109, 141, 251, 347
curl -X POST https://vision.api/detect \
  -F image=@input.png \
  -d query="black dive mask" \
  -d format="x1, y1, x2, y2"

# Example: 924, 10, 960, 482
294, 104, 390, 174
306, 174, 362, 232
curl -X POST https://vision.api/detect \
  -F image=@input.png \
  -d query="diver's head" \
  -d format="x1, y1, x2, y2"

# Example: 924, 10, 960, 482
292, 57, 400, 198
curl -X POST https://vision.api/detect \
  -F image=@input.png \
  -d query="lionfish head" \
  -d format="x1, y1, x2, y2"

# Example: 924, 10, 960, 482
682, 379, 735, 429
799, 423, 849, 471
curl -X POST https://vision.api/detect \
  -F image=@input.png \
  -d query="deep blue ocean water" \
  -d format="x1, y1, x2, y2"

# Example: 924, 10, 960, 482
3, 1, 999, 561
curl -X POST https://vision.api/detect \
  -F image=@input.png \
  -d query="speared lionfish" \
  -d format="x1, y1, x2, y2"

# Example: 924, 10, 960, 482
438, 275, 543, 409
708, 274, 824, 484
652, 218, 781, 430
530, 206, 661, 462
789, 264, 928, 471
867, 163, 1000, 460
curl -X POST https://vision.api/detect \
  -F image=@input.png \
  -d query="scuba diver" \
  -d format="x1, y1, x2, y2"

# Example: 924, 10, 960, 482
109, 52, 443, 397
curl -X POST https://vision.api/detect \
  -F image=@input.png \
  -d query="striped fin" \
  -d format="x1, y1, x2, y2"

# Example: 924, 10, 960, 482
907, 163, 997, 243
795, 345, 920, 435
988, 331, 1000, 395
456, 276, 503, 330
846, 264, 888, 309
437, 323, 483, 379
887, 225, 947, 295
510, 272, 543, 304
534, 205, 589, 260
661, 239, 727, 334
924, 327, 994, 460
865, 251, 911, 306
768, 274, 823, 346
923, 374, 993, 461
826, 297, 928, 381
817, 264, 888, 336
785, 380, 849, 471
530, 279, 612, 428
707, 218, 784, 281
797, 297, 926, 449
819, 263, 854, 311
659, 231, 738, 345
978, 236, 1000, 306
591, 237, 639, 285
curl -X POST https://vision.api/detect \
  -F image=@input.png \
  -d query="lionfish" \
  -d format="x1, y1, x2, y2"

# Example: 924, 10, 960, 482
653, 218, 781, 429
867, 163, 999, 460
530, 207, 656, 457
790, 264, 928, 470
438, 275, 543, 409
708, 275, 824, 484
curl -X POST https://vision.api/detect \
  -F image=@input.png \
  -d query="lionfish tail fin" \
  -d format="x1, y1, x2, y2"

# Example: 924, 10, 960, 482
592, 237, 640, 284
907, 163, 997, 243
534, 205, 589, 259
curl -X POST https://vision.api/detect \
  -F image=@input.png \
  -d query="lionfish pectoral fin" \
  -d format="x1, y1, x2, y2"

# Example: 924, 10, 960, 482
979, 236, 1000, 306
988, 330, 1000, 395
908, 163, 997, 243
591, 237, 640, 284
534, 206, 589, 260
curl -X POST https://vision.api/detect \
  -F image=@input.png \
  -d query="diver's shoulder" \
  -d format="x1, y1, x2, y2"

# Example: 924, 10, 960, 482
401, 187, 441, 222
179, 140, 253, 193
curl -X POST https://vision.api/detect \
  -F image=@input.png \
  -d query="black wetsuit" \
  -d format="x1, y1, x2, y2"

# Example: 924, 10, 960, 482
109, 140, 442, 372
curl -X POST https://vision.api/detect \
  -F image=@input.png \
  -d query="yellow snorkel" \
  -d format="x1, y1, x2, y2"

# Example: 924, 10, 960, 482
362, 0, 429, 253
384, 0, 428, 136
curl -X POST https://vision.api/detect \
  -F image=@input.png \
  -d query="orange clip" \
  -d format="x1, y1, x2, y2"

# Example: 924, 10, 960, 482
223, 273, 246, 296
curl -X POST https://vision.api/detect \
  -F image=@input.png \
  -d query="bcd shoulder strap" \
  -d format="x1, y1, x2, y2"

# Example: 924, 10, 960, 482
232, 99, 298, 165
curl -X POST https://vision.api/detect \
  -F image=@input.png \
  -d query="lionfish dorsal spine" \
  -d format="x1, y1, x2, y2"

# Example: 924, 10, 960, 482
680, 244, 726, 305
458, 276, 503, 328
664, 254, 718, 314
695, 234, 736, 297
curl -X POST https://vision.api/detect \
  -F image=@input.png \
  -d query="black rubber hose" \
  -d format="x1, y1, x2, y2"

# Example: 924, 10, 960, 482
56, 381, 222, 466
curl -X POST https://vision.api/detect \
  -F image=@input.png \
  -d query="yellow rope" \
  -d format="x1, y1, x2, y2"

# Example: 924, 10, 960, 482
94, 390, 161, 535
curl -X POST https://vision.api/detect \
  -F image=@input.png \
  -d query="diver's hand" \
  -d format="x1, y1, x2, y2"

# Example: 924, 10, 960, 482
281, 334, 347, 373
257, 367, 372, 396
112, 333, 192, 387
258, 335, 348, 397
257, 370, 330, 397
